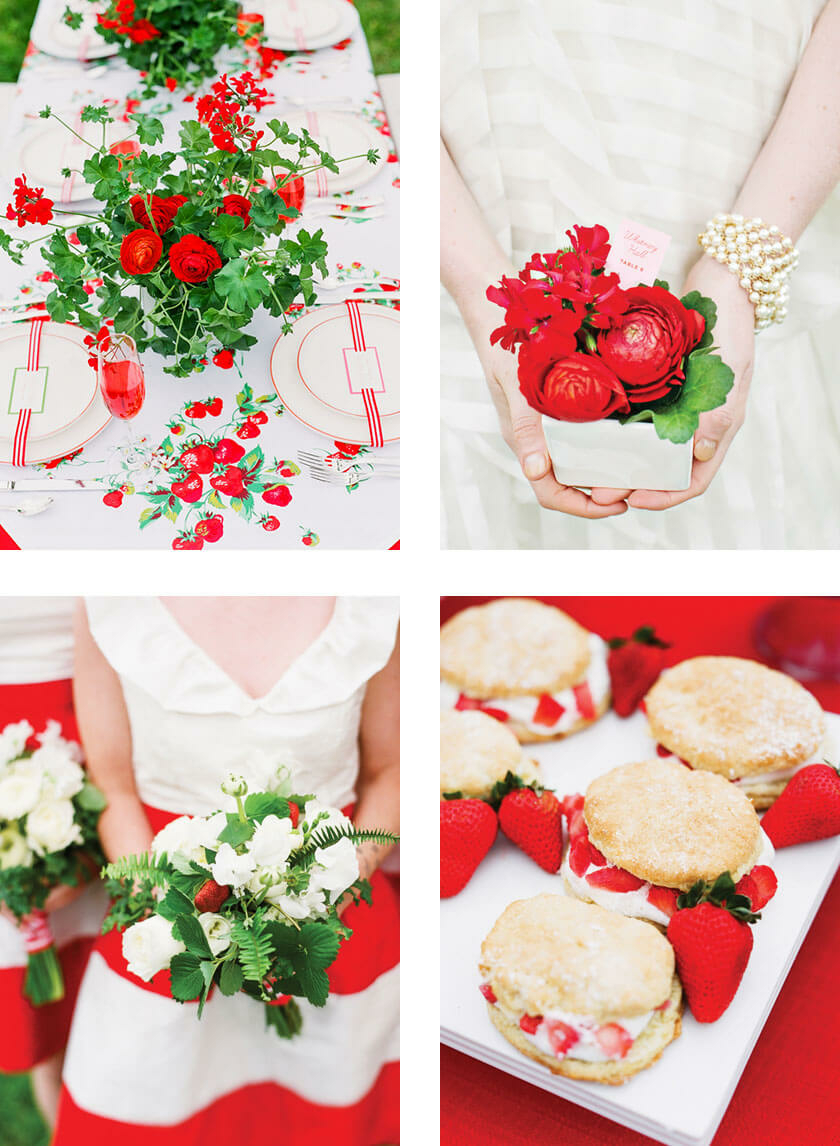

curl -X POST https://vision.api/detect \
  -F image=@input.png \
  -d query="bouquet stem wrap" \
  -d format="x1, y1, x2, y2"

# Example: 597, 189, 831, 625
21, 910, 64, 1005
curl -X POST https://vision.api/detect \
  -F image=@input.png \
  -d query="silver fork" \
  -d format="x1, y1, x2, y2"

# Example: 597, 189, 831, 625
297, 450, 399, 483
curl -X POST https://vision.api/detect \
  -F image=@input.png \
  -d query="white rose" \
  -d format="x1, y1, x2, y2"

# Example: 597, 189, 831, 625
123, 915, 185, 981
198, 912, 232, 956
30, 746, 85, 800
0, 721, 34, 767
0, 771, 43, 819
152, 815, 218, 865
309, 837, 359, 902
265, 885, 327, 921
25, 799, 83, 856
301, 799, 352, 836
35, 720, 82, 759
247, 815, 301, 868
211, 842, 256, 890
0, 826, 33, 869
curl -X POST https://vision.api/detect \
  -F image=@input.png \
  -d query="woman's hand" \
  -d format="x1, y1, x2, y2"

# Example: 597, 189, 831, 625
0, 879, 87, 926
594, 255, 756, 511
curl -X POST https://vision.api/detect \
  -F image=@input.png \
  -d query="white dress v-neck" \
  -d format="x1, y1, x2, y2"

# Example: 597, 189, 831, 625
441, 0, 840, 550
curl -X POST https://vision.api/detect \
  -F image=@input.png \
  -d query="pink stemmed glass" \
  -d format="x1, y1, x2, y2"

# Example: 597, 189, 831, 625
97, 333, 145, 419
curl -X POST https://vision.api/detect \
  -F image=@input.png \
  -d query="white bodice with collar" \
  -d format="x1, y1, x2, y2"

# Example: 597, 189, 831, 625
85, 597, 399, 815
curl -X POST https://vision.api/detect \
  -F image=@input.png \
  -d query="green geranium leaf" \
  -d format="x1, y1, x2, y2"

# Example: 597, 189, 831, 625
680, 290, 717, 351
627, 352, 735, 444
169, 952, 204, 1001
81, 105, 112, 124
214, 259, 271, 313
129, 113, 164, 146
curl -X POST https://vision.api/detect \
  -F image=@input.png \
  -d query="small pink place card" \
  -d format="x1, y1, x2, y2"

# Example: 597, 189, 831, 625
605, 219, 671, 288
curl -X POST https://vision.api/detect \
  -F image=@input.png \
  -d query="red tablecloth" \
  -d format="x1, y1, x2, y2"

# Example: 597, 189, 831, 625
440, 597, 840, 1146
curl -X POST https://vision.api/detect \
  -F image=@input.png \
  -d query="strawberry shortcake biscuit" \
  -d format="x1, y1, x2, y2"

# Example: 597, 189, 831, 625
645, 656, 828, 809
440, 709, 540, 798
440, 599, 610, 743
561, 759, 777, 926
479, 895, 682, 1084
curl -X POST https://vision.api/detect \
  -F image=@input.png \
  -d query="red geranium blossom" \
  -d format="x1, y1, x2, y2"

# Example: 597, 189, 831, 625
197, 72, 268, 153
5, 176, 54, 228
126, 19, 160, 44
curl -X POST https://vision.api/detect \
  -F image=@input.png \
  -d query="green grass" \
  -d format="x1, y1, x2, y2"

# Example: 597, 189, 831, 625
0, 0, 398, 83
0, 1073, 48, 1146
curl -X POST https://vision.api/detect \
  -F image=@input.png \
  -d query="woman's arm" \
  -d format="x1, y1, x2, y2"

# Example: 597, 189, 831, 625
73, 601, 153, 862
613, 0, 840, 512
351, 629, 400, 883
441, 139, 629, 519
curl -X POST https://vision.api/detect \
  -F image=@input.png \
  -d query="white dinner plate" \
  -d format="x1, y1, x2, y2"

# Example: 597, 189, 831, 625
440, 706, 840, 1146
0, 321, 111, 465
16, 116, 133, 203
280, 111, 387, 194
260, 0, 356, 50
31, 4, 119, 60
270, 302, 399, 444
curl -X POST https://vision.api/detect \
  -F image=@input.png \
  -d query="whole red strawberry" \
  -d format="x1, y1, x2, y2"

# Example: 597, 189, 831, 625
194, 878, 231, 913
498, 786, 564, 873
760, 763, 840, 847
440, 798, 497, 897
667, 872, 758, 1022
607, 625, 670, 717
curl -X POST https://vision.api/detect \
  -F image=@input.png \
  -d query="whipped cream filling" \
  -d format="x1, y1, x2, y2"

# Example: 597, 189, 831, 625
486, 989, 655, 1063
655, 730, 836, 788
562, 828, 776, 926
441, 634, 610, 735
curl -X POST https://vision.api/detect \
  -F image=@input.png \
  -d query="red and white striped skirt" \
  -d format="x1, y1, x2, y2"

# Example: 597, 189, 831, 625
53, 803, 400, 1144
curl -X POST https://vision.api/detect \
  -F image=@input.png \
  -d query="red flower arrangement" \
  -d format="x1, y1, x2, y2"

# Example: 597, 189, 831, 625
5, 176, 54, 228
487, 224, 734, 443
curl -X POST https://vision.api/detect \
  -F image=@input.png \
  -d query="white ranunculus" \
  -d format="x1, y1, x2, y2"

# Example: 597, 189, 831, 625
0, 770, 43, 819
265, 884, 328, 921
309, 837, 360, 902
0, 721, 34, 767
25, 799, 83, 856
30, 746, 85, 800
301, 799, 352, 836
211, 842, 256, 890
198, 912, 233, 956
123, 915, 185, 981
0, 826, 33, 869
247, 815, 301, 868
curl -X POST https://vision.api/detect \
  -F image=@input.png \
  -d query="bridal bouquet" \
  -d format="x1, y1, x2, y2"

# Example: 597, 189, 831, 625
102, 773, 398, 1037
0, 71, 378, 378
487, 224, 733, 445
62, 0, 246, 96
0, 721, 106, 1004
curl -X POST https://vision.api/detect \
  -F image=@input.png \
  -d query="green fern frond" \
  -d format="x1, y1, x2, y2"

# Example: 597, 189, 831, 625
102, 852, 171, 885
294, 825, 399, 870
232, 919, 273, 986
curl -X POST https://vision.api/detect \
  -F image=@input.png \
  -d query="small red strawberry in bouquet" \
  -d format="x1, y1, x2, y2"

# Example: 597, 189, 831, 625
486, 224, 734, 446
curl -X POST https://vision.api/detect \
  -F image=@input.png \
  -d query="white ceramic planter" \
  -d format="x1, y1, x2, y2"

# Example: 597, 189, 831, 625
545, 417, 693, 491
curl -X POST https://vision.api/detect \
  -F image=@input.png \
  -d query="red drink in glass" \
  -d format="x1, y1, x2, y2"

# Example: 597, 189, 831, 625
97, 334, 145, 419
277, 175, 306, 220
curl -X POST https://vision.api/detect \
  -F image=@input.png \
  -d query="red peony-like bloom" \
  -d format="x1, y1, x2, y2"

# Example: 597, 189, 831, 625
597, 285, 706, 404
519, 350, 630, 423
219, 193, 252, 227
5, 175, 54, 228
168, 235, 222, 283
129, 193, 182, 233
120, 229, 163, 275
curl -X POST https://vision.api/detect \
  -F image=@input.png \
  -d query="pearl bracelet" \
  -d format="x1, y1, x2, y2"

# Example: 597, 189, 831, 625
697, 213, 799, 331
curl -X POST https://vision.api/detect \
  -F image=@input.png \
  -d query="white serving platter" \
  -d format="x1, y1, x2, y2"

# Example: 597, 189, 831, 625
440, 707, 840, 1146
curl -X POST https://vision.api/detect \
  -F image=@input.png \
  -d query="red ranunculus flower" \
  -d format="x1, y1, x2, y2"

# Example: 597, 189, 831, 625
597, 285, 706, 404
129, 193, 178, 233
220, 193, 251, 227
120, 229, 163, 275
519, 350, 630, 423
168, 235, 222, 283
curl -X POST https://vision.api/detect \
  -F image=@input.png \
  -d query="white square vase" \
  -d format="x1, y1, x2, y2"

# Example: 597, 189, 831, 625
544, 417, 693, 491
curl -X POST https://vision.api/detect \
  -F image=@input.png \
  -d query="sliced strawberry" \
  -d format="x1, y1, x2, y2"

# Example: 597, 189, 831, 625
595, 1023, 633, 1059
532, 693, 566, 728
519, 1014, 542, 1035
479, 706, 511, 723
646, 884, 679, 919
736, 865, 777, 911
479, 982, 497, 1004
586, 866, 646, 892
566, 809, 587, 840
544, 1019, 579, 1056
654, 999, 671, 1011
573, 681, 596, 721
454, 694, 510, 723
655, 743, 673, 758
568, 835, 607, 877
561, 793, 585, 820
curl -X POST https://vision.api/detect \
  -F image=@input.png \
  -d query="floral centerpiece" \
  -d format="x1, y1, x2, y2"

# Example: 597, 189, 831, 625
102, 772, 398, 1037
0, 720, 106, 1004
487, 225, 734, 489
0, 71, 379, 378
63, 0, 247, 96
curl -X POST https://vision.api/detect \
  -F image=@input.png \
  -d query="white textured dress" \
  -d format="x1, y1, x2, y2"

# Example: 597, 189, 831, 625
55, 597, 400, 1145
441, 0, 840, 549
